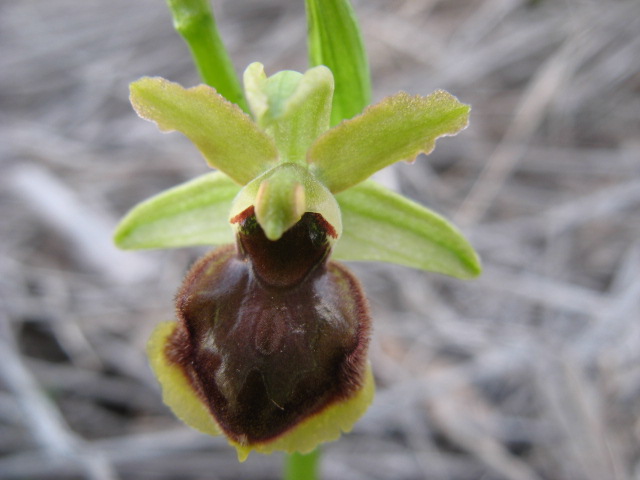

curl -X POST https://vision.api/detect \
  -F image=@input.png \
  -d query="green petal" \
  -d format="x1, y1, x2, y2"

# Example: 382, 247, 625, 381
305, 0, 371, 125
308, 90, 470, 193
334, 181, 481, 279
230, 164, 342, 242
130, 77, 278, 185
113, 172, 239, 250
244, 63, 334, 164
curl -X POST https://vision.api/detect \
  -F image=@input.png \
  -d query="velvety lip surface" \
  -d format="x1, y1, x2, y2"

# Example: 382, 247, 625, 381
168, 212, 370, 444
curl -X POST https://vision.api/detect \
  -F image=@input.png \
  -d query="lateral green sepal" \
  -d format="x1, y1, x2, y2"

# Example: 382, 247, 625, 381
113, 171, 239, 249
334, 180, 481, 279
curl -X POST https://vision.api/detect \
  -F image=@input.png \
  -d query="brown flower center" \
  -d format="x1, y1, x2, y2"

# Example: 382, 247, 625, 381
166, 211, 370, 445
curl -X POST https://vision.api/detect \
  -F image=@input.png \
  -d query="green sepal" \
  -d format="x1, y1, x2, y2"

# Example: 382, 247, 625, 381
334, 180, 481, 279
113, 172, 240, 250
244, 63, 334, 164
230, 163, 342, 242
305, 0, 371, 125
130, 77, 278, 185
308, 90, 470, 193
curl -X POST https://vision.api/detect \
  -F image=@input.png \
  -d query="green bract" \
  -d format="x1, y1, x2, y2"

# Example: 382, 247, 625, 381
115, 62, 479, 279
305, 0, 371, 125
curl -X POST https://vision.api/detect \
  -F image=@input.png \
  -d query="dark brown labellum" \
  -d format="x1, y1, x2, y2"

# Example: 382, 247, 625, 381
166, 210, 370, 445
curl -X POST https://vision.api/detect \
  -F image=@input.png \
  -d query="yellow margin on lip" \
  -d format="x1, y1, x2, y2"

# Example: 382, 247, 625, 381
147, 321, 221, 436
147, 321, 375, 462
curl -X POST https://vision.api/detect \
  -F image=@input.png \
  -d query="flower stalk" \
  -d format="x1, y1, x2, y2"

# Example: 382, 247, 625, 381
285, 450, 321, 480
165, 0, 248, 112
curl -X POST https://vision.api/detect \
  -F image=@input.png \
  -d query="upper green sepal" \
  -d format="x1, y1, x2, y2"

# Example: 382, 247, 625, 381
244, 62, 334, 165
113, 171, 239, 250
334, 180, 481, 279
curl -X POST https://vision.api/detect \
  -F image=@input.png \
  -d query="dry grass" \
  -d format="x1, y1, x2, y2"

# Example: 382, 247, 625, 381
1, 0, 640, 478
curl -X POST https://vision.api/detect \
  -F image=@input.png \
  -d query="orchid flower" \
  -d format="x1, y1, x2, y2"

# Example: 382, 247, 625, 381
114, 62, 479, 461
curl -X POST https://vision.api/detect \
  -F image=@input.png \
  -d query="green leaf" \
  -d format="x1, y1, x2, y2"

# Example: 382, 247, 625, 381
334, 180, 481, 279
114, 172, 240, 250
308, 90, 470, 193
244, 63, 334, 165
305, 0, 371, 125
166, 0, 248, 112
130, 77, 278, 185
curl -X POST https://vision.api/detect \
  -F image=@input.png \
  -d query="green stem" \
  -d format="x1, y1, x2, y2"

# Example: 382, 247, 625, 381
166, 0, 249, 112
284, 449, 321, 480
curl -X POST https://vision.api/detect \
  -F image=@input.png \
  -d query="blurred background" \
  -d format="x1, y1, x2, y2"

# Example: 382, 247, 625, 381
1, 0, 640, 478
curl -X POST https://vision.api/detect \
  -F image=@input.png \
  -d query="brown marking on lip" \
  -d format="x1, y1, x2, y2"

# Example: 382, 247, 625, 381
236, 211, 332, 288
168, 215, 370, 445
